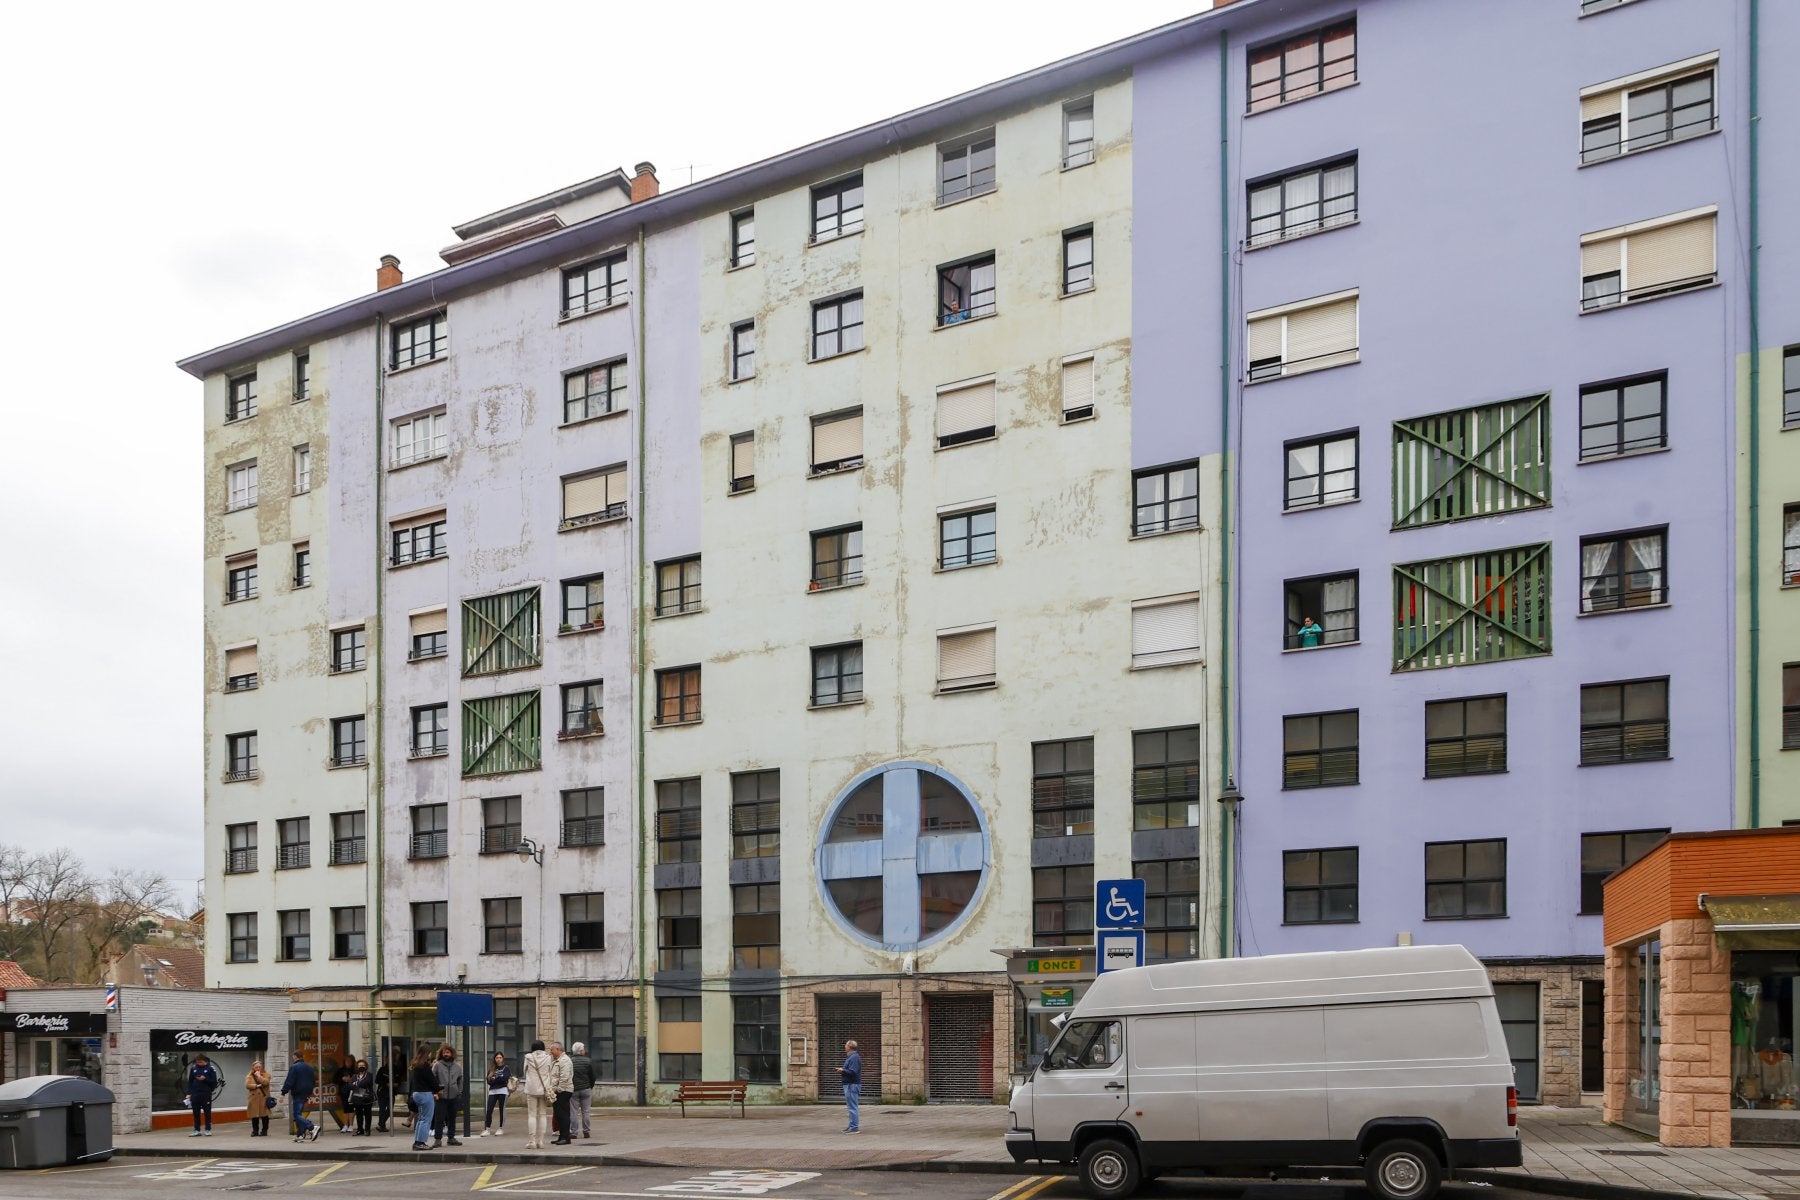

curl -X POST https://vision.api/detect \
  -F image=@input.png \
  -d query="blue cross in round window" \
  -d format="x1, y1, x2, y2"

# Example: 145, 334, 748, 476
815, 760, 992, 950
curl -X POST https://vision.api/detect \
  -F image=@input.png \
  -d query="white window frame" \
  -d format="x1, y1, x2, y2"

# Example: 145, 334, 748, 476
392, 409, 448, 467
293, 444, 312, 495
1246, 288, 1360, 382
227, 461, 259, 511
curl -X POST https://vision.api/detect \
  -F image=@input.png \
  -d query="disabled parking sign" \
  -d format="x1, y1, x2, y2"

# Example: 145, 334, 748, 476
1094, 878, 1146, 930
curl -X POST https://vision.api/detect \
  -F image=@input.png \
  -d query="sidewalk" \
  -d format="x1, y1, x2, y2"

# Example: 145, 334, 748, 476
107, 1105, 1800, 1199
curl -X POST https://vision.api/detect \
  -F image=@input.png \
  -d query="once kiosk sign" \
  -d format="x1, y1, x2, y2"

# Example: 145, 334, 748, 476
9, 1012, 107, 1036
150, 1029, 269, 1053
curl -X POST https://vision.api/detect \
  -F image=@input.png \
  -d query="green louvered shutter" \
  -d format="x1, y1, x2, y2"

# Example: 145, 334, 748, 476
462, 690, 542, 777
1393, 543, 1551, 671
462, 587, 542, 676
1392, 394, 1550, 529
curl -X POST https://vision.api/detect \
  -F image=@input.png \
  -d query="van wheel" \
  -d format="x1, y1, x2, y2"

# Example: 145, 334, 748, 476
1079, 1138, 1141, 1199
1365, 1139, 1441, 1200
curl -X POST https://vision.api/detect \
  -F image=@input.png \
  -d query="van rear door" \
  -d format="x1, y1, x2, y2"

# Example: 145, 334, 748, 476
1033, 1019, 1129, 1140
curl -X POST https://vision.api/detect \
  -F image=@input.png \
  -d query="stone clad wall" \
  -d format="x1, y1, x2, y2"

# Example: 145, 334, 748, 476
1656, 918, 1733, 1147
1484, 961, 1601, 1107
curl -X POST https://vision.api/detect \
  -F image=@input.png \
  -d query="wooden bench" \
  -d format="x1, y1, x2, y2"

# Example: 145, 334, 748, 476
672, 1080, 749, 1117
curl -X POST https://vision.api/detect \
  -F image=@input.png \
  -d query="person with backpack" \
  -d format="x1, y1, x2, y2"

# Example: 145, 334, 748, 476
184, 1054, 220, 1137
280, 1049, 320, 1143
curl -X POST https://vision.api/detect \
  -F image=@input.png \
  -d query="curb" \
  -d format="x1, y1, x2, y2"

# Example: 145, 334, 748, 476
105, 1145, 1707, 1198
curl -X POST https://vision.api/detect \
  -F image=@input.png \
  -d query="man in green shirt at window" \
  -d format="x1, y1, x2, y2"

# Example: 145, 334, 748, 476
1297, 617, 1324, 648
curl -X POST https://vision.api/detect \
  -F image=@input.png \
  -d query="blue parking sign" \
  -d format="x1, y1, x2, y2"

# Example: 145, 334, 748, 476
1095, 878, 1146, 930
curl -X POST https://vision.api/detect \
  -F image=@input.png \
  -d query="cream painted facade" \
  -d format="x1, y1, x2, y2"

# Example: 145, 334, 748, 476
203, 343, 378, 992
649, 75, 1225, 1098
1736, 345, 1800, 827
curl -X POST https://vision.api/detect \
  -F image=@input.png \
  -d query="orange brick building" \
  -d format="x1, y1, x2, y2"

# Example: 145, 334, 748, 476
1603, 827, 1800, 1147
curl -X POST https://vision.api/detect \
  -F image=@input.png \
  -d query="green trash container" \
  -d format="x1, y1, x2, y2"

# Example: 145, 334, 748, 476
0, 1075, 114, 1168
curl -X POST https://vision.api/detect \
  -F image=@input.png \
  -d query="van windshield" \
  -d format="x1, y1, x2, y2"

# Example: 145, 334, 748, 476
1042, 1020, 1122, 1071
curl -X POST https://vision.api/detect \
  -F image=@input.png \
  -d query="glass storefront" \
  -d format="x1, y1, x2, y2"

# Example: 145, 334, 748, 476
1731, 950, 1798, 1132
1618, 938, 1661, 1136
30, 1038, 102, 1081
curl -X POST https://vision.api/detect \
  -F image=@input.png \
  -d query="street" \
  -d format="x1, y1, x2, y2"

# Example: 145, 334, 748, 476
0, 1158, 1544, 1200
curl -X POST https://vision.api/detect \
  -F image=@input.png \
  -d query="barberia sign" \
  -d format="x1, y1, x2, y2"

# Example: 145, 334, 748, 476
150, 1029, 269, 1053
9, 1012, 107, 1036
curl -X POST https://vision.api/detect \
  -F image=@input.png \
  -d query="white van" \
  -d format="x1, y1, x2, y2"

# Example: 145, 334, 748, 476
1005, 945, 1522, 1200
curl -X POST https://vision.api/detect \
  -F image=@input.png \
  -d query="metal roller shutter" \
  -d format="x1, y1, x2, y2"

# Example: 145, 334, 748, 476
816, 994, 882, 1101
812, 412, 863, 466
1627, 215, 1714, 292
926, 993, 993, 1103
1132, 598, 1201, 667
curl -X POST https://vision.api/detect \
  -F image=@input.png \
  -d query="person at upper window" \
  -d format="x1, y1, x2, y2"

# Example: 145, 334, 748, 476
1297, 617, 1324, 648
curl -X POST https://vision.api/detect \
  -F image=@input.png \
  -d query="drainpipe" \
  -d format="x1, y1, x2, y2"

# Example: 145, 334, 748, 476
372, 316, 387, 995
1747, 0, 1763, 828
1216, 27, 1236, 959
633, 224, 650, 1106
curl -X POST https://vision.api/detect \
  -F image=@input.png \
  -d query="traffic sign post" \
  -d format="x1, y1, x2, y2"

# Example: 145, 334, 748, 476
1094, 878, 1146, 931
437, 992, 494, 1138
1098, 930, 1145, 973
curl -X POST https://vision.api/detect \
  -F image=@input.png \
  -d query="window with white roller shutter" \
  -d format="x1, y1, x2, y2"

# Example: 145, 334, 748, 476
1579, 53, 1717, 164
1579, 207, 1716, 311
562, 465, 628, 525
811, 408, 863, 473
410, 609, 447, 636
936, 378, 996, 448
1246, 289, 1358, 381
936, 627, 996, 692
1061, 356, 1095, 422
730, 432, 755, 493
225, 644, 258, 691
1131, 595, 1202, 668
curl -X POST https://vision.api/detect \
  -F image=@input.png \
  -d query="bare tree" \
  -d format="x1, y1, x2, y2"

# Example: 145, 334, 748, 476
0, 844, 33, 964
79, 869, 175, 983
23, 848, 93, 984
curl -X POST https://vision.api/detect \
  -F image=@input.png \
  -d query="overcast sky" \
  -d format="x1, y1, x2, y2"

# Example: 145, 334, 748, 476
0, 1, 1200, 901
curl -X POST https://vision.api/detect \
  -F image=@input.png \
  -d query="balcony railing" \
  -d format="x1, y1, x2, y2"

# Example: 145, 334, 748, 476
224, 766, 259, 782
330, 836, 366, 865
559, 708, 604, 739
480, 826, 523, 855
560, 816, 605, 848
225, 848, 257, 874
225, 674, 258, 692
276, 845, 311, 870
409, 831, 448, 860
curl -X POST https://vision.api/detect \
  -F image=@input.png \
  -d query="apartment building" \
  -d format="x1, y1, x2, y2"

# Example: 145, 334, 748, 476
181, 0, 1793, 1114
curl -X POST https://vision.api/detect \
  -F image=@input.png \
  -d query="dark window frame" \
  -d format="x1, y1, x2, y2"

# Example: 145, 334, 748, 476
811, 175, 865, 242
730, 321, 756, 381
811, 524, 864, 588
227, 559, 259, 602
1580, 527, 1670, 613
730, 209, 756, 268
1424, 838, 1508, 920
561, 574, 604, 630
938, 254, 997, 326
390, 517, 448, 566
293, 353, 310, 402
655, 556, 703, 616
228, 912, 257, 963
656, 887, 702, 972
391, 311, 448, 370
1033, 738, 1095, 838
732, 883, 781, 971
276, 817, 311, 870
1136, 858, 1200, 963
561, 787, 606, 849
811, 292, 865, 360
1033, 863, 1095, 947
938, 131, 997, 205
409, 803, 448, 860
563, 359, 628, 424
1062, 227, 1094, 295
940, 507, 997, 570
1283, 846, 1359, 924
1283, 570, 1358, 649
1784, 346, 1800, 429
562, 891, 605, 952
655, 778, 702, 864
655, 666, 702, 726
561, 680, 604, 736
277, 908, 311, 962
1424, 694, 1509, 778
330, 627, 366, 673
330, 810, 366, 865
1248, 156, 1358, 248
227, 372, 258, 422
482, 896, 523, 955
732, 995, 781, 1083
226, 731, 259, 780
480, 795, 523, 855
730, 771, 780, 860
1133, 461, 1201, 535
1579, 828, 1670, 915
331, 715, 367, 767
1282, 709, 1360, 789
1248, 18, 1357, 114
225, 822, 257, 874
811, 641, 864, 707
331, 905, 366, 960
1579, 372, 1667, 460
412, 900, 448, 956
1785, 663, 1800, 751
1580, 676, 1672, 765
1132, 725, 1200, 831
561, 252, 629, 317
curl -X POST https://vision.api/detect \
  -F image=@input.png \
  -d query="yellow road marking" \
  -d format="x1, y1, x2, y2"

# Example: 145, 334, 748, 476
35, 1157, 208, 1176
473, 1163, 499, 1191
982, 1178, 1039, 1200
304, 1161, 350, 1186
322, 1163, 486, 1184
481, 1165, 593, 1192
1011, 1175, 1066, 1200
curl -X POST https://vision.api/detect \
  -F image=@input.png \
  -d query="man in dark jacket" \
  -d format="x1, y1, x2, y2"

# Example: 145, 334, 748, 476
569, 1042, 595, 1138
184, 1054, 220, 1137
280, 1050, 319, 1142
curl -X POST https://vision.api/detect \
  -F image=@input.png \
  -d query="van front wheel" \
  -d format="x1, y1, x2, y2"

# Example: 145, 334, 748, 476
1365, 1139, 1441, 1200
1079, 1138, 1142, 1200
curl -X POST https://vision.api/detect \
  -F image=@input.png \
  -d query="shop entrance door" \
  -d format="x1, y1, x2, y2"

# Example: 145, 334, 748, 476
815, 995, 881, 1101
925, 994, 992, 1102
1494, 982, 1541, 1101
1581, 980, 1605, 1093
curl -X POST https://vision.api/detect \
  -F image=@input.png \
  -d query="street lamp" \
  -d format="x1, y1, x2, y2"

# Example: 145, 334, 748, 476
516, 836, 544, 866
1216, 780, 1243, 960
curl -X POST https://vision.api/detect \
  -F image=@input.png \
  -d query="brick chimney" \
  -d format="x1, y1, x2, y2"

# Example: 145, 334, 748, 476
631, 162, 660, 203
376, 254, 403, 291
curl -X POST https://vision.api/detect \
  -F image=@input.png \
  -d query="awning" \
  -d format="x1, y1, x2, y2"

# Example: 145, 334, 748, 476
1700, 893, 1800, 931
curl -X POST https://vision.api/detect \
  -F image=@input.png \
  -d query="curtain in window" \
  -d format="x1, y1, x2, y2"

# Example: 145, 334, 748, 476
1627, 534, 1663, 600
1322, 578, 1356, 639
1581, 540, 1617, 609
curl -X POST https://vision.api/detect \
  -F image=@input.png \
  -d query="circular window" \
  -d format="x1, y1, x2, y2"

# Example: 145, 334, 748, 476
816, 761, 991, 950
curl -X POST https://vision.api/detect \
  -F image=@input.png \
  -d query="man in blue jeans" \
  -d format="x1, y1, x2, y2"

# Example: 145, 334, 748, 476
835, 1040, 861, 1133
280, 1050, 320, 1143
